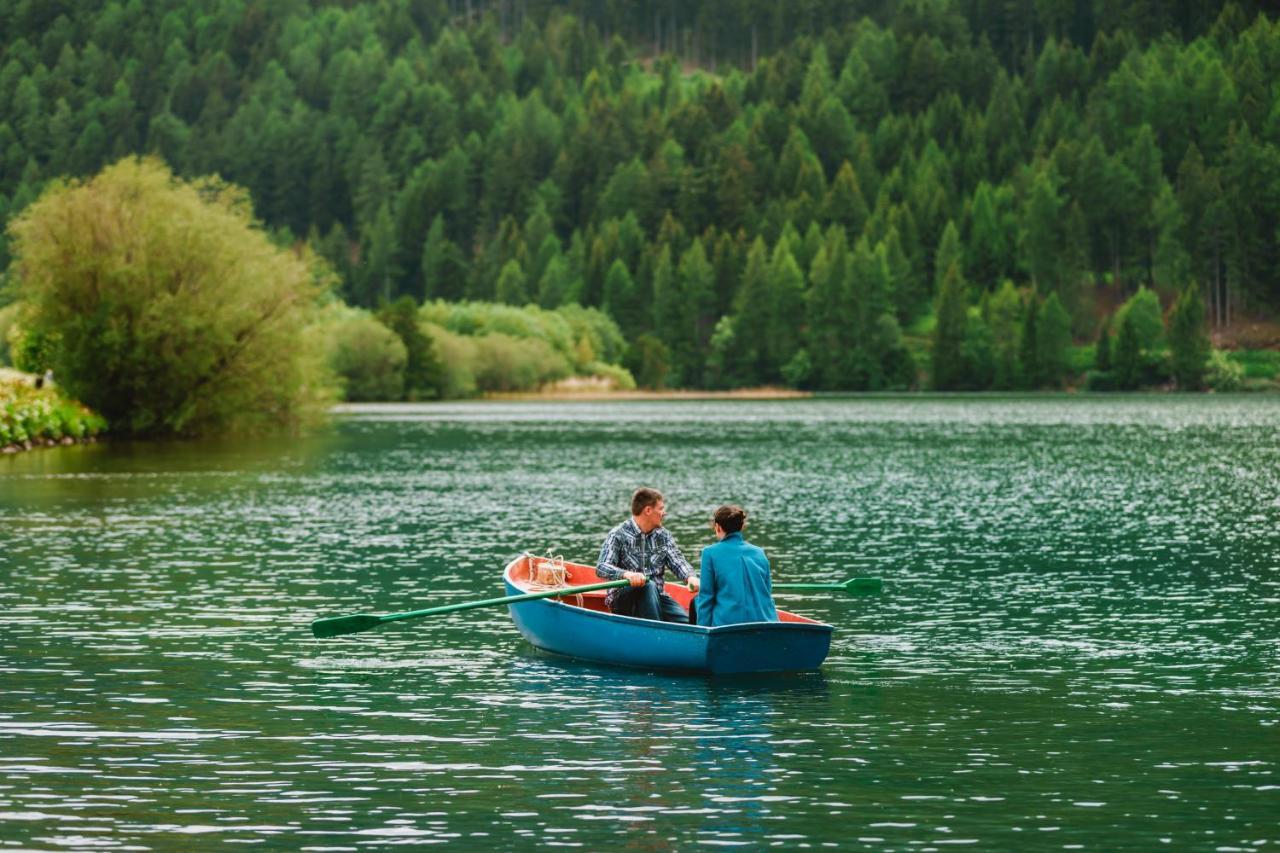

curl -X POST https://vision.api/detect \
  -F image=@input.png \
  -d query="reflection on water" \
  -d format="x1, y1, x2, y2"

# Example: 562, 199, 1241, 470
2, 396, 1278, 847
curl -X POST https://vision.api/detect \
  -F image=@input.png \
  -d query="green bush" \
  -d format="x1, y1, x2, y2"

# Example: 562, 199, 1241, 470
0, 302, 21, 366
322, 305, 407, 401
0, 375, 107, 446
1227, 350, 1280, 380
7, 157, 335, 437
585, 361, 637, 391
471, 333, 572, 392
1206, 350, 1244, 391
1084, 369, 1118, 391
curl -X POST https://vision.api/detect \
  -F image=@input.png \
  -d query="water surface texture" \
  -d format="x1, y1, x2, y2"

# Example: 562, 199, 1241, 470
2, 396, 1278, 848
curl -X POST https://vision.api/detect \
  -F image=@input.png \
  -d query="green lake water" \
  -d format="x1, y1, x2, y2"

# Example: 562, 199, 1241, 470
2, 396, 1278, 848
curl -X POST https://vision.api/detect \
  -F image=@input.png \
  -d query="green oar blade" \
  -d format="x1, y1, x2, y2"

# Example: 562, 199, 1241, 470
311, 613, 384, 639
773, 577, 884, 596
844, 577, 883, 595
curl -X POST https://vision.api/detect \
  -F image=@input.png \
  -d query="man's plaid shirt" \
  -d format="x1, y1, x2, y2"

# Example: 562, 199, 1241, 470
595, 518, 695, 608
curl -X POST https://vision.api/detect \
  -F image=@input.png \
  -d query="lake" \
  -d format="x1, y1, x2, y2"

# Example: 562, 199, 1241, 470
2, 396, 1277, 848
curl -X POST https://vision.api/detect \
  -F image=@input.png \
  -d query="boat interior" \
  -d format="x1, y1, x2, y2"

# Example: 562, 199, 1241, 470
514, 554, 819, 624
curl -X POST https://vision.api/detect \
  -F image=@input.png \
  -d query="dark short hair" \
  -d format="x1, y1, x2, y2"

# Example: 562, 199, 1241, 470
713, 504, 746, 533
631, 487, 664, 516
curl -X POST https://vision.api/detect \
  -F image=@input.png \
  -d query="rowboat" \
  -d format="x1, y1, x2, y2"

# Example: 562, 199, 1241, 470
503, 554, 833, 675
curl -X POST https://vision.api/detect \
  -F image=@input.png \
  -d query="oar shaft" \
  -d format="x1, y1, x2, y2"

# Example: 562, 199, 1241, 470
378, 579, 628, 624
774, 582, 843, 590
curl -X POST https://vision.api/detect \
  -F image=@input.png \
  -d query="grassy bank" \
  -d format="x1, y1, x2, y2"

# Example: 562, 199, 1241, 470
0, 369, 107, 452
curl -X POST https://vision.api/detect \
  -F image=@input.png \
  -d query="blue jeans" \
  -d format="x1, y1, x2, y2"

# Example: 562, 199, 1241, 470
610, 582, 690, 623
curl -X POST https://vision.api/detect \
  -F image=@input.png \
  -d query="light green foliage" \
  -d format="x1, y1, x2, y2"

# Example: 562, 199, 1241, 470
417, 299, 631, 394
984, 281, 1023, 390
0, 373, 108, 447
495, 259, 530, 305
0, 302, 22, 365
7, 157, 334, 436
1206, 350, 1244, 391
322, 303, 407, 402
1112, 286, 1165, 352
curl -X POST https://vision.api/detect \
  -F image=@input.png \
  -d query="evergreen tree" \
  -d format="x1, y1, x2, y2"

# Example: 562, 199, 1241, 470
931, 262, 968, 391
985, 280, 1023, 390
1036, 292, 1072, 389
1096, 325, 1112, 372
377, 296, 444, 400
1018, 291, 1040, 389
1115, 314, 1142, 390
1167, 284, 1210, 390
602, 258, 642, 336
806, 227, 852, 390
421, 214, 468, 301
821, 161, 868, 234
495, 258, 529, 305
1020, 168, 1063, 293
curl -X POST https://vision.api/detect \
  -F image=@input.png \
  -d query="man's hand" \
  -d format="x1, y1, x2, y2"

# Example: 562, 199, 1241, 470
687, 575, 700, 593
624, 571, 646, 587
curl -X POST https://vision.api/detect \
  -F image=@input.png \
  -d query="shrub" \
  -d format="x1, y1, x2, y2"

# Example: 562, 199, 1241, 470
470, 333, 571, 392
1084, 369, 1118, 391
1111, 287, 1164, 352
7, 157, 335, 436
323, 305, 407, 401
0, 375, 107, 446
1206, 350, 1244, 391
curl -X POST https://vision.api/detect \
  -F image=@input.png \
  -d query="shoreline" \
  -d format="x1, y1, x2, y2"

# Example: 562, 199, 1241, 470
482, 387, 812, 401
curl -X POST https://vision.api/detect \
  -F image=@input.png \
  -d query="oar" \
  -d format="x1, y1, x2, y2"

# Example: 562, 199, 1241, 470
773, 577, 883, 596
311, 579, 630, 639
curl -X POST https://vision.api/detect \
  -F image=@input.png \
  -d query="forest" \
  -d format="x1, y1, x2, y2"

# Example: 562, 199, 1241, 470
2, 0, 1279, 398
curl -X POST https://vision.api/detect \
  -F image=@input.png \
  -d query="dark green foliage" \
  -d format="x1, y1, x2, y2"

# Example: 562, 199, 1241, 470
931, 263, 969, 390
1096, 326, 1112, 372
1036, 292, 1072, 388
1168, 284, 1211, 390
1, 1, 1276, 394
376, 296, 445, 401
625, 333, 670, 389
1115, 314, 1143, 390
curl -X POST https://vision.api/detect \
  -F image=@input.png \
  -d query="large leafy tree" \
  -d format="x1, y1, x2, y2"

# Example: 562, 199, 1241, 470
7, 157, 333, 435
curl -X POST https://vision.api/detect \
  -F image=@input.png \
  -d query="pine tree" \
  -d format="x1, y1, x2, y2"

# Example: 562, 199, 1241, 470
602, 259, 641, 337
931, 263, 968, 391
821, 161, 868, 234
1096, 325, 1112, 372
421, 214, 467, 301
495, 259, 529, 305
806, 227, 852, 390
985, 280, 1023, 390
1168, 284, 1210, 390
1036, 292, 1072, 389
1115, 314, 1142, 390
1018, 291, 1040, 389
377, 296, 444, 401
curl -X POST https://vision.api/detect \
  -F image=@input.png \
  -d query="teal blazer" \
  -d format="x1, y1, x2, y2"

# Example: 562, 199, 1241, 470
694, 532, 778, 627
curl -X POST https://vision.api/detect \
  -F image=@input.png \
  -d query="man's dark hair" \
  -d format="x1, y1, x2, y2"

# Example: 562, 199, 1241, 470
631, 487, 664, 516
713, 504, 746, 533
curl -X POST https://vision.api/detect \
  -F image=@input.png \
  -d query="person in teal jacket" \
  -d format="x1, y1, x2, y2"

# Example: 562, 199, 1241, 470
693, 504, 778, 627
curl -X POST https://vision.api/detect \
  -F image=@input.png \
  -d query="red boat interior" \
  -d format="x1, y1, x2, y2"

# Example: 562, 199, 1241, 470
515, 555, 819, 624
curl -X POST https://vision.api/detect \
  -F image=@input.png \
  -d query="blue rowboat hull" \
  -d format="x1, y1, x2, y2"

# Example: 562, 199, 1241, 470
503, 558, 832, 675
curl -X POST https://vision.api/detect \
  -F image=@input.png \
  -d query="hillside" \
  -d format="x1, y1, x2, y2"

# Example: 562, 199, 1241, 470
1, 0, 1278, 392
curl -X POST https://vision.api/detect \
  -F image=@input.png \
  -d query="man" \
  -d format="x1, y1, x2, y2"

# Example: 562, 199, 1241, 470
693, 504, 778, 627
596, 487, 699, 622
